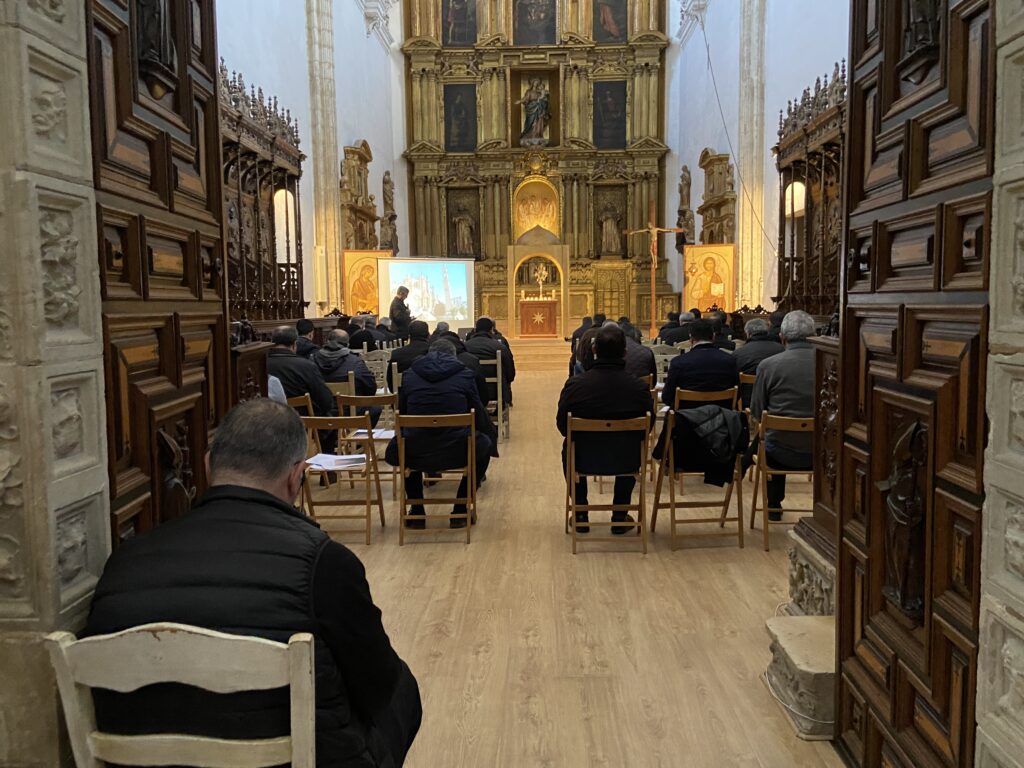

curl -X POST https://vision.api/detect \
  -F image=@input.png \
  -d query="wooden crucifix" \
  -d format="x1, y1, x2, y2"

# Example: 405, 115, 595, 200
625, 200, 686, 339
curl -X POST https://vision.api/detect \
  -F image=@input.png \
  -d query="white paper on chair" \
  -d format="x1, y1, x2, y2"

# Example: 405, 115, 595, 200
351, 428, 396, 439
306, 453, 367, 471
659, 405, 670, 414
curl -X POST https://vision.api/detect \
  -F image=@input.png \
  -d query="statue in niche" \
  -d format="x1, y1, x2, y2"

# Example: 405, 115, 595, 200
137, 0, 178, 98
679, 165, 692, 210
904, 0, 940, 55
599, 206, 622, 256
878, 420, 928, 622
518, 77, 551, 147
452, 209, 476, 257
382, 171, 395, 216
379, 214, 399, 255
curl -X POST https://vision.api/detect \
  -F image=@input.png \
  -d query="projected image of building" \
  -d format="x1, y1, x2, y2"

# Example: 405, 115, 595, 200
389, 263, 470, 323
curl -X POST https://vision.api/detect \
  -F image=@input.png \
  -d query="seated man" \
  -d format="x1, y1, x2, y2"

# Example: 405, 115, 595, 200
659, 311, 681, 336
386, 320, 431, 391
766, 308, 786, 343
570, 316, 593, 353
621, 321, 657, 379
377, 317, 398, 342
313, 329, 382, 426
295, 317, 319, 358
749, 310, 817, 520
708, 311, 736, 351
661, 319, 739, 409
349, 316, 379, 352
465, 316, 516, 407
268, 325, 338, 453
84, 399, 422, 766
557, 325, 654, 534
733, 317, 784, 375
658, 311, 695, 346
385, 339, 497, 529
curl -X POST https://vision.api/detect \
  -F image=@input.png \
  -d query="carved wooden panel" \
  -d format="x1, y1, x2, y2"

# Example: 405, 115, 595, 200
836, 2, 994, 766
88, 0, 229, 544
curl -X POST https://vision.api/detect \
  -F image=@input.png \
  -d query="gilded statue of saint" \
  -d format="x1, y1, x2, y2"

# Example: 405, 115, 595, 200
599, 207, 622, 255
517, 77, 551, 146
452, 210, 476, 256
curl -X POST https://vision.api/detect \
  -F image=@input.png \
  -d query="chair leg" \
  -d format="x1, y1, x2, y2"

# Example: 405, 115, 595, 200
762, 468, 771, 552
668, 466, 678, 552
372, 450, 386, 528
720, 479, 734, 528
652, 454, 666, 532
736, 458, 744, 549
570, 472, 578, 555
398, 470, 406, 547
749, 464, 760, 530
639, 472, 648, 555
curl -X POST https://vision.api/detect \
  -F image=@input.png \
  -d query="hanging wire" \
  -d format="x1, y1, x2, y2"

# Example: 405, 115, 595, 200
695, 17, 779, 258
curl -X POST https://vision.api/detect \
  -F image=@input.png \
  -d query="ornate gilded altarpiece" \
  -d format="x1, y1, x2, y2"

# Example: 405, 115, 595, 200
402, 0, 677, 337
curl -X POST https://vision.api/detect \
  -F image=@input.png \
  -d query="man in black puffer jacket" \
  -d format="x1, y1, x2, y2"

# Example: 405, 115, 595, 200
84, 399, 422, 766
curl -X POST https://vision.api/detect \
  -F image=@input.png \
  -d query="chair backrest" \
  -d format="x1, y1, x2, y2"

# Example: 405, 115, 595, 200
286, 393, 315, 415
300, 413, 372, 454
46, 623, 315, 768
325, 372, 356, 398
738, 372, 757, 409
739, 373, 757, 387
761, 413, 815, 433
650, 344, 677, 356
639, 373, 654, 389
334, 391, 398, 417
566, 413, 651, 475
673, 387, 739, 410
391, 361, 402, 392
395, 412, 474, 430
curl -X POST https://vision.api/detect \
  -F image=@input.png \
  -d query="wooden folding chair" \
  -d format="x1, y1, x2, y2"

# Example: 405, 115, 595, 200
362, 350, 391, 391
652, 388, 745, 550
336, 392, 400, 504
47, 623, 315, 768
300, 413, 384, 544
739, 372, 757, 412
749, 414, 814, 551
286, 393, 314, 414
325, 372, 356, 399
565, 413, 651, 555
390, 362, 403, 394
480, 356, 510, 441
396, 411, 477, 545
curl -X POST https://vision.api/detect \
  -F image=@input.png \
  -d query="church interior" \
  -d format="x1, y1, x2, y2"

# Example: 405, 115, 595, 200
1, 0, 1021, 766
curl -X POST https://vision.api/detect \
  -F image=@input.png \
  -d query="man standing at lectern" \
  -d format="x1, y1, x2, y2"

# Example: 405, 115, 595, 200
389, 286, 412, 338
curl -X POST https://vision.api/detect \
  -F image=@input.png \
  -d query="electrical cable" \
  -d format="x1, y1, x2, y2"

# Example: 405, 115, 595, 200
763, 670, 836, 725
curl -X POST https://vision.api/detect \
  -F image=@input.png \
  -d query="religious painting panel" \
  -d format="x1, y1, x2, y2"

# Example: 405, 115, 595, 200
446, 188, 481, 258
593, 0, 627, 44
512, 177, 559, 243
442, 0, 477, 46
593, 185, 626, 258
343, 250, 390, 316
444, 84, 477, 153
513, 0, 556, 45
683, 244, 735, 313
593, 81, 628, 150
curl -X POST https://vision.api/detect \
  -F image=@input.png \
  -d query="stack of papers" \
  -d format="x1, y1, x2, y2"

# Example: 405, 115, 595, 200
351, 428, 396, 439
306, 453, 366, 471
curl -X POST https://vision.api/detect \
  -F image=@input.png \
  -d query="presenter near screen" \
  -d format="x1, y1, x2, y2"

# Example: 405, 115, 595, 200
389, 286, 412, 337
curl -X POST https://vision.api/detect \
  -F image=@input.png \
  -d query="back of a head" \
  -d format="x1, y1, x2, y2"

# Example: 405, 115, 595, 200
328, 329, 350, 347
593, 313, 607, 326
436, 321, 450, 334
770, 309, 786, 326
409, 320, 429, 340
689, 308, 701, 319
689, 319, 715, 343
475, 316, 495, 334
594, 325, 627, 360
272, 326, 298, 348
209, 399, 307, 484
679, 311, 695, 323
602, 319, 618, 328
296, 318, 314, 336
667, 311, 680, 323
744, 318, 770, 337
349, 316, 364, 330
581, 315, 593, 328
397, 286, 409, 297
576, 327, 600, 367
780, 310, 816, 343
430, 338, 457, 357
379, 317, 392, 328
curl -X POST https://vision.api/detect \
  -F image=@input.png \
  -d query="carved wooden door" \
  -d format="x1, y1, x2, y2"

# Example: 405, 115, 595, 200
87, 0, 229, 543
836, 2, 994, 766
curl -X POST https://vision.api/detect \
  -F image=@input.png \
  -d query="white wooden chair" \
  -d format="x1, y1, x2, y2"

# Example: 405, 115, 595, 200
362, 350, 391, 391
47, 622, 315, 768
480, 355, 510, 441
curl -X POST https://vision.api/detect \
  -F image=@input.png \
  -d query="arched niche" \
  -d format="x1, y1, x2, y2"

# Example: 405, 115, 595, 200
506, 244, 570, 339
512, 176, 560, 243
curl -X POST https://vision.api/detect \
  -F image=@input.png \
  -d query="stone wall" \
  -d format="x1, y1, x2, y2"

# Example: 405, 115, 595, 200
977, 3, 1024, 766
0, 0, 109, 763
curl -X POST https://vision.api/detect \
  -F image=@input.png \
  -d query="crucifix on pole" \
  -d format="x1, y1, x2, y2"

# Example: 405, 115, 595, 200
625, 199, 686, 339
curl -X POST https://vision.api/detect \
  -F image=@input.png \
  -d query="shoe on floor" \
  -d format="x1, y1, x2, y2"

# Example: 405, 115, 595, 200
574, 512, 590, 534
768, 510, 783, 522
405, 507, 425, 530
450, 506, 469, 529
612, 514, 636, 535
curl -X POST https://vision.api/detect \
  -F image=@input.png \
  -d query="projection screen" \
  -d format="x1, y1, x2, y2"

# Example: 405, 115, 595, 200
376, 258, 476, 328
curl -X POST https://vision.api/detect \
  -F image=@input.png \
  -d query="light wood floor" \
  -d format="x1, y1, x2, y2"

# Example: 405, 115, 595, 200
322, 342, 843, 768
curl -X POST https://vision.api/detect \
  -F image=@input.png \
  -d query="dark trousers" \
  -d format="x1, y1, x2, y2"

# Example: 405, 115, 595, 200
573, 475, 637, 513
403, 434, 491, 511
745, 438, 812, 507
372, 661, 422, 766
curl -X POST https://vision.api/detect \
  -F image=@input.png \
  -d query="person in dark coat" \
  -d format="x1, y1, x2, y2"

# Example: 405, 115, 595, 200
389, 286, 413, 338
766, 309, 786, 343
83, 399, 421, 767
268, 326, 338, 453
570, 316, 593, 353
295, 317, 319, 359
376, 319, 398, 343
313, 329, 382, 428
387, 321, 431, 391
465, 317, 516, 407
734, 317, 785, 375
661, 319, 739, 410
571, 325, 601, 376
708, 311, 736, 351
385, 340, 497, 529
658, 311, 695, 346
557, 325, 654, 534
349, 316, 379, 352
658, 311, 680, 336
623, 325, 657, 380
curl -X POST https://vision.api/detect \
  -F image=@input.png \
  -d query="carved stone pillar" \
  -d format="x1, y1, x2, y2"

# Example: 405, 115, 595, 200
977, 4, 1024, 765
736, 0, 766, 307
305, 0, 343, 311
0, 2, 109, 763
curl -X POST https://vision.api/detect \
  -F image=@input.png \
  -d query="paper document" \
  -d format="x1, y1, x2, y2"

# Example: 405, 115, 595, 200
306, 453, 367, 471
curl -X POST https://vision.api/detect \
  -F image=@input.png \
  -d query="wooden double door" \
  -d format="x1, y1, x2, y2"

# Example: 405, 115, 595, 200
836, 1, 994, 766
87, 0, 230, 543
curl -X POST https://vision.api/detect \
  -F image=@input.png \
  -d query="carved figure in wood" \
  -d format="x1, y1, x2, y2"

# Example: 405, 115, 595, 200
599, 205, 622, 255
382, 171, 395, 216
136, 0, 178, 98
679, 165, 691, 210
452, 209, 476, 256
879, 420, 928, 621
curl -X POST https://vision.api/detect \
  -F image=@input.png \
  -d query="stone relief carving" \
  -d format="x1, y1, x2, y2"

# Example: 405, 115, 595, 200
788, 546, 835, 616
818, 357, 840, 500
0, 535, 21, 589
998, 634, 1024, 721
767, 638, 820, 718
1011, 379, 1024, 451
39, 208, 81, 328
51, 388, 83, 459
1013, 199, 1024, 317
31, 77, 68, 143
0, 305, 12, 360
56, 508, 88, 587
1006, 501, 1024, 581
27, 0, 66, 24
0, 382, 23, 597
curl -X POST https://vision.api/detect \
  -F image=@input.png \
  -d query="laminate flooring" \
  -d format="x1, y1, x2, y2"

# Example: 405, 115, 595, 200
321, 342, 843, 768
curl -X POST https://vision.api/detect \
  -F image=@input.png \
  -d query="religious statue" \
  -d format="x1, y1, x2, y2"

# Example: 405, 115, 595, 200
137, 0, 178, 98
452, 209, 476, 256
688, 256, 726, 307
679, 165, 692, 210
350, 264, 378, 314
879, 420, 928, 621
379, 214, 399, 255
599, 206, 622, 256
382, 171, 395, 216
518, 77, 551, 147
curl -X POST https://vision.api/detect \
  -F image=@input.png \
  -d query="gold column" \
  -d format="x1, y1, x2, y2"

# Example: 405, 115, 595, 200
414, 178, 427, 254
